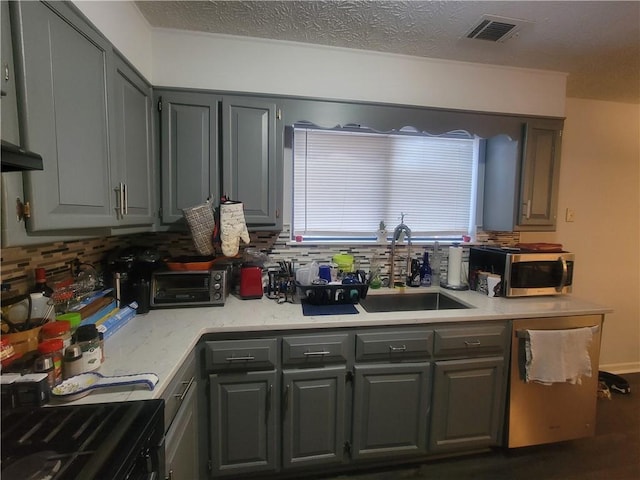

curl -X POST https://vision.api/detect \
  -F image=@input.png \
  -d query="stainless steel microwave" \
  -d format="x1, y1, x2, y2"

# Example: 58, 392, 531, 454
469, 246, 574, 297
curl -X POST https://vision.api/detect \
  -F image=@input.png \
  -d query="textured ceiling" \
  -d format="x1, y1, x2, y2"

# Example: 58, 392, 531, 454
135, 1, 640, 103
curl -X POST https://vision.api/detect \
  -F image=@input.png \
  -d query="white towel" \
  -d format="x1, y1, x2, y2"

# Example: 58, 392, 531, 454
525, 327, 593, 385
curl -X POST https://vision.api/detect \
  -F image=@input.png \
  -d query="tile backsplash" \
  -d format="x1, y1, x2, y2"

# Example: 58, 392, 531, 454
1, 226, 519, 298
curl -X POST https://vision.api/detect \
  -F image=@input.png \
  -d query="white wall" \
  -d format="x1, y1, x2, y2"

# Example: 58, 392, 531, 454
72, 1, 153, 80
521, 98, 640, 373
151, 29, 566, 117
72, 3, 566, 115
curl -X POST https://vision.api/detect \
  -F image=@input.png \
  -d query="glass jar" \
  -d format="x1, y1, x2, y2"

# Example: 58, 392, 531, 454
36, 339, 64, 387
40, 320, 72, 349
73, 325, 102, 372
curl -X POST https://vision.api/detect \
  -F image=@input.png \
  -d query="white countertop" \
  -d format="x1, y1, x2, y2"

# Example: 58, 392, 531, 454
56, 287, 611, 406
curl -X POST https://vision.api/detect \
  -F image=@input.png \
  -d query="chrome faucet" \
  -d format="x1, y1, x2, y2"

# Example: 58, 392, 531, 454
389, 213, 412, 287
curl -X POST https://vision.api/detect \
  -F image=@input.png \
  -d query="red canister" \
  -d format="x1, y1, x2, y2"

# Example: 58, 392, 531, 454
37, 339, 64, 387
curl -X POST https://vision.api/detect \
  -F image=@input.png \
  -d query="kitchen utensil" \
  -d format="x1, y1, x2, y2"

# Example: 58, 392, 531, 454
51, 372, 159, 402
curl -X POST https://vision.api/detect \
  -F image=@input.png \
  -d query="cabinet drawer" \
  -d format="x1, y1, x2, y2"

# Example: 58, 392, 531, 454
163, 351, 196, 432
355, 330, 433, 362
434, 324, 506, 358
205, 338, 278, 371
282, 334, 350, 365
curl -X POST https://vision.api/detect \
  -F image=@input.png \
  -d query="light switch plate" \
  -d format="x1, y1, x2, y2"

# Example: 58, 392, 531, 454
565, 208, 575, 222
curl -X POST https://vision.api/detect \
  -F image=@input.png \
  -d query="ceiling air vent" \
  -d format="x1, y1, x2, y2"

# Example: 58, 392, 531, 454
466, 15, 529, 43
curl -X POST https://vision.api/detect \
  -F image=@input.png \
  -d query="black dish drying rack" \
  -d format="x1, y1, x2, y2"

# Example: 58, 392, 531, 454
296, 282, 368, 305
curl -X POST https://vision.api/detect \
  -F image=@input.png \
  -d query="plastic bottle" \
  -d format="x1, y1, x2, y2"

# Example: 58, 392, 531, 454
31, 268, 53, 297
420, 251, 432, 287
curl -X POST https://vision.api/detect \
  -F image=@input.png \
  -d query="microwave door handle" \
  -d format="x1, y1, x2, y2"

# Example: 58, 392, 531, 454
556, 257, 568, 292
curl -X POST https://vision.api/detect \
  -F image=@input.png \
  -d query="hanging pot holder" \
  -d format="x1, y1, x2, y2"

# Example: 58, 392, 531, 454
182, 199, 216, 255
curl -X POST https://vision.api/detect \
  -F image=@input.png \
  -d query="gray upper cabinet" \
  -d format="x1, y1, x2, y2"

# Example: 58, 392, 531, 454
483, 119, 563, 232
110, 54, 154, 227
1, 1, 20, 145
518, 122, 562, 228
222, 96, 283, 230
157, 90, 220, 225
12, 1, 115, 230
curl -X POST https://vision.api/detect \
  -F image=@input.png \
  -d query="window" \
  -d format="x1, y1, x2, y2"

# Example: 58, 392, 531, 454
292, 126, 481, 241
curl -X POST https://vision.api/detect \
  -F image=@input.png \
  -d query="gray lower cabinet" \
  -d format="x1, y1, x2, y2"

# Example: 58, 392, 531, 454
165, 374, 199, 480
157, 90, 220, 225
209, 370, 279, 477
12, 1, 115, 230
352, 363, 431, 460
222, 96, 283, 230
430, 357, 504, 452
110, 54, 155, 227
163, 352, 198, 480
281, 367, 347, 469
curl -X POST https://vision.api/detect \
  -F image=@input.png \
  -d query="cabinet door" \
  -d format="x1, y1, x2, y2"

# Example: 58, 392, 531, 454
158, 91, 220, 224
14, 1, 115, 230
222, 96, 283, 229
165, 377, 199, 480
518, 122, 562, 228
209, 371, 278, 476
282, 367, 347, 469
352, 363, 430, 460
110, 55, 154, 227
1, 1, 20, 145
430, 357, 504, 452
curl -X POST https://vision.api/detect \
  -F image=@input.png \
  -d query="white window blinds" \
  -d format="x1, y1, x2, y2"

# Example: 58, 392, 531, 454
293, 127, 478, 239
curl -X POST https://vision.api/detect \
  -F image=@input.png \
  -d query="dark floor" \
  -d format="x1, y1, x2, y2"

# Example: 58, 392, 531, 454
322, 373, 640, 480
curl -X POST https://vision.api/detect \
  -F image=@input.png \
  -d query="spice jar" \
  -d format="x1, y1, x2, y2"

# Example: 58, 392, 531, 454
40, 320, 72, 349
73, 325, 102, 372
63, 344, 84, 379
36, 339, 64, 387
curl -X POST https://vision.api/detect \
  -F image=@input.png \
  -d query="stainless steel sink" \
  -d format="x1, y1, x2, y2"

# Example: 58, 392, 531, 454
359, 292, 470, 313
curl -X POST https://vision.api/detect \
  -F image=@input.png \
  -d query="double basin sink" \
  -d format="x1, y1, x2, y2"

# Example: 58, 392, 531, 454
359, 291, 470, 313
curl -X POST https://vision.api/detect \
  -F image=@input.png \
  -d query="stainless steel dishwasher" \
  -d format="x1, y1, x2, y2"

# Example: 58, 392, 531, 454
507, 314, 604, 448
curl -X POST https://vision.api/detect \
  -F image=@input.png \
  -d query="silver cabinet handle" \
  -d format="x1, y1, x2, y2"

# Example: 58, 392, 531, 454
173, 376, 194, 401
464, 340, 482, 347
523, 199, 532, 219
389, 345, 407, 352
123, 182, 128, 215
3, 63, 9, 82
303, 350, 331, 357
225, 355, 256, 361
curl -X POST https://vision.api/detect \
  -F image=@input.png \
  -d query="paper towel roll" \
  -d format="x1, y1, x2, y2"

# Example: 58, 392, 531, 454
447, 246, 463, 286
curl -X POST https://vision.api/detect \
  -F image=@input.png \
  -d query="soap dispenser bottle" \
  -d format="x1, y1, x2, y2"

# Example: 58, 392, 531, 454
420, 251, 432, 287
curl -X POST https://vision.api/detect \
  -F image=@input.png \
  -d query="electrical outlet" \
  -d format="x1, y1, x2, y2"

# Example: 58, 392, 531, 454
565, 208, 575, 222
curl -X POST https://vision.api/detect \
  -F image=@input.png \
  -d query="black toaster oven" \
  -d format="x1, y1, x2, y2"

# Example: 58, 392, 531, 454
150, 269, 228, 307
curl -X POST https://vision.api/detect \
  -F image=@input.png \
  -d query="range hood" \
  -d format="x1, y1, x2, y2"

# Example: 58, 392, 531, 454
1, 140, 43, 172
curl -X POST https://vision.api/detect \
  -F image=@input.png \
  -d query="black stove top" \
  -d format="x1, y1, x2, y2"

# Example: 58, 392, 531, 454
1, 399, 164, 480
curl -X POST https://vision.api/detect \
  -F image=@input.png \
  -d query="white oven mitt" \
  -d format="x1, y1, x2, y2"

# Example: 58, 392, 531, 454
220, 201, 250, 257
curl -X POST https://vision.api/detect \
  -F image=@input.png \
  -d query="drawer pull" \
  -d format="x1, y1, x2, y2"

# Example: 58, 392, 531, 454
303, 350, 331, 357
225, 355, 256, 362
173, 376, 194, 401
464, 340, 482, 347
388, 345, 407, 352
